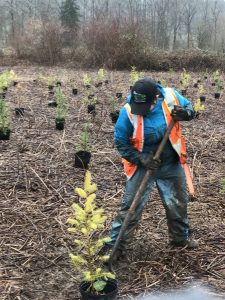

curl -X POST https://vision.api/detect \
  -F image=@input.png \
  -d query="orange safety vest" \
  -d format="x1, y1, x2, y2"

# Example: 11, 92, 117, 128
122, 88, 187, 180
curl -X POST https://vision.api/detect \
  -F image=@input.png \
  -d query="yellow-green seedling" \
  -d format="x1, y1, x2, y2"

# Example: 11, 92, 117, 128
97, 68, 107, 82
130, 66, 143, 86
67, 171, 115, 294
181, 69, 190, 90
55, 87, 67, 121
76, 122, 92, 152
220, 178, 225, 193
198, 84, 205, 95
194, 98, 205, 113
0, 70, 16, 92
0, 99, 11, 134
83, 74, 92, 87
212, 70, 220, 82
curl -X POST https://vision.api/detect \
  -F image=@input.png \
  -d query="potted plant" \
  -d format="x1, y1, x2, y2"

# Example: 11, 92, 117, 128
47, 76, 54, 90
55, 87, 67, 130
198, 84, 206, 102
67, 171, 117, 299
214, 79, 222, 99
180, 69, 190, 96
85, 95, 97, 114
194, 98, 205, 118
75, 123, 92, 169
109, 96, 120, 124
95, 68, 107, 87
15, 83, 25, 116
83, 74, 92, 89
0, 98, 11, 140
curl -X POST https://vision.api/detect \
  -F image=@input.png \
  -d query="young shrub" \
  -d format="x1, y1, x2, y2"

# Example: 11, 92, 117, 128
76, 123, 91, 152
181, 69, 190, 90
129, 66, 143, 87
55, 87, 67, 129
194, 98, 205, 117
97, 68, 107, 83
0, 98, 11, 138
83, 74, 92, 88
220, 179, 225, 193
67, 171, 116, 294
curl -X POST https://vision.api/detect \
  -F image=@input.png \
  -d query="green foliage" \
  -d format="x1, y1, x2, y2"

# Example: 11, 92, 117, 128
130, 66, 143, 86
109, 96, 119, 113
159, 79, 167, 87
0, 70, 16, 92
55, 87, 67, 121
67, 171, 115, 294
0, 99, 10, 134
83, 74, 92, 86
76, 122, 91, 152
181, 69, 190, 89
194, 98, 204, 113
47, 76, 55, 87
97, 68, 107, 82
212, 70, 220, 82
60, 0, 80, 29
220, 179, 225, 193
198, 84, 205, 95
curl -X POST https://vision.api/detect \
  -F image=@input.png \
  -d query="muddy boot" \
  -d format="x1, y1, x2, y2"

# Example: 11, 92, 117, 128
169, 238, 199, 249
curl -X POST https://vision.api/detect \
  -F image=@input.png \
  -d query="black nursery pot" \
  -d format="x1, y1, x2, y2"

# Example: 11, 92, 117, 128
72, 88, 78, 95
181, 89, 187, 96
200, 96, 206, 103
0, 92, 6, 99
0, 130, 10, 140
75, 151, 91, 169
214, 93, 220, 99
15, 107, 25, 116
110, 111, 120, 124
116, 92, 122, 99
87, 104, 96, 114
55, 119, 65, 130
95, 82, 103, 88
79, 280, 118, 300
48, 101, 57, 107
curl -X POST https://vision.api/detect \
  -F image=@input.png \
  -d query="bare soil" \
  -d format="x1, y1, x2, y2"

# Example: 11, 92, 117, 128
0, 67, 225, 299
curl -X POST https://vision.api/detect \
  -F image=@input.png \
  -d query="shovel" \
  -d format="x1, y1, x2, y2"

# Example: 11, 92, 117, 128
108, 119, 176, 270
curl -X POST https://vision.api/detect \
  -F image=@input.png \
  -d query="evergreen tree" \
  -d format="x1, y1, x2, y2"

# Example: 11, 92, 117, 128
60, 0, 80, 30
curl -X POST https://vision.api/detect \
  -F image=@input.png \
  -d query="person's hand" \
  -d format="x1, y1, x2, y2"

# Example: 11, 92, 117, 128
171, 106, 191, 121
139, 152, 161, 170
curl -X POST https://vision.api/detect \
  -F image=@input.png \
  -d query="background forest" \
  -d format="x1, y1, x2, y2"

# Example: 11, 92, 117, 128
1, 0, 225, 69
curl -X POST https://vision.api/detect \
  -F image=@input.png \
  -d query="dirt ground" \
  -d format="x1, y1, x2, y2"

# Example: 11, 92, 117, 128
0, 66, 225, 300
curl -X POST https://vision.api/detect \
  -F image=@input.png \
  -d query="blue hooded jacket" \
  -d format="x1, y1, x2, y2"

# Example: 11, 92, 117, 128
114, 86, 194, 166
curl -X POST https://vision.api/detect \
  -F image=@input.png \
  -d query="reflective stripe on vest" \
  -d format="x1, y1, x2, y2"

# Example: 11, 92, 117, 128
121, 103, 144, 180
122, 89, 187, 180
162, 88, 187, 164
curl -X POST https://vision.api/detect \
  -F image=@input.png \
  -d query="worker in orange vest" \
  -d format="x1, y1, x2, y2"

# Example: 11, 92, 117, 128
102, 78, 198, 259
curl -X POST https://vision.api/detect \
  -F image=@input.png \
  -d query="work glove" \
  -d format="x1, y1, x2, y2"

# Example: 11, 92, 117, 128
171, 105, 192, 121
138, 152, 161, 170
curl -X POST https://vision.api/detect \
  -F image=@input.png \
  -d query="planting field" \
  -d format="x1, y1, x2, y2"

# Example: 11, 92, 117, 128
0, 66, 225, 299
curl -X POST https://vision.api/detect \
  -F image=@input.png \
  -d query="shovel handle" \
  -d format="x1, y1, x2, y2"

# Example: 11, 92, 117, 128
108, 120, 176, 267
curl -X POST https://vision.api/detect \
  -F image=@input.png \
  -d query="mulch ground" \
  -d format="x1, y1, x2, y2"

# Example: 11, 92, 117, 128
0, 66, 225, 300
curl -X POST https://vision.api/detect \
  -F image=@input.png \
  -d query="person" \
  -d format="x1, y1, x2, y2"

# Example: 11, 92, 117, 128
103, 78, 198, 259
